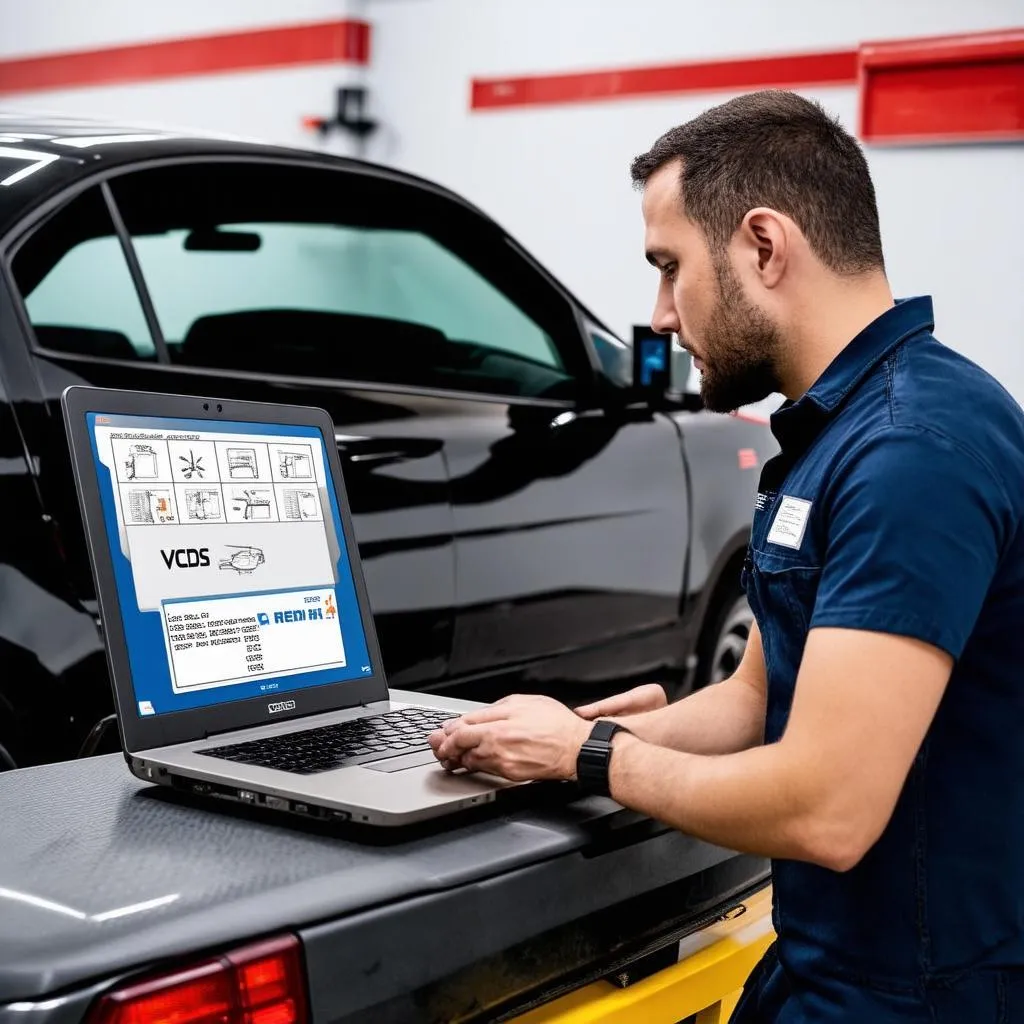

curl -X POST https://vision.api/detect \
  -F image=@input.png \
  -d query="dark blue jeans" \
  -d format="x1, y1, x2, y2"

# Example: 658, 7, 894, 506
729, 942, 1024, 1023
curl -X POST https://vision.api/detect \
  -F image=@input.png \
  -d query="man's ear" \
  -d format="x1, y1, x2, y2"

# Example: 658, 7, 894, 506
740, 208, 789, 288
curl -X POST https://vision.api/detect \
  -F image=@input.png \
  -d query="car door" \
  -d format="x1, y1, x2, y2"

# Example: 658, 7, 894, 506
443, 347, 690, 701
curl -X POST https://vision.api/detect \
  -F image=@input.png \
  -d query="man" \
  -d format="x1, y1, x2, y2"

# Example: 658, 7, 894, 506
430, 91, 1024, 1021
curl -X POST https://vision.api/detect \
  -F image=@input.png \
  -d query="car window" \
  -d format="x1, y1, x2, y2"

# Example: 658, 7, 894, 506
108, 162, 583, 400
132, 224, 561, 370
10, 186, 156, 361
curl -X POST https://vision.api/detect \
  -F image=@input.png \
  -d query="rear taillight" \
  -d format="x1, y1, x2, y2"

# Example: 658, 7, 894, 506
229, 939, 306, 1024
87, 934, 308, 1024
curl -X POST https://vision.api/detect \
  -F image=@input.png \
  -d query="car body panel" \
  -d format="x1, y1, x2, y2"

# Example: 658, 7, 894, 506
0, 113, 773, 767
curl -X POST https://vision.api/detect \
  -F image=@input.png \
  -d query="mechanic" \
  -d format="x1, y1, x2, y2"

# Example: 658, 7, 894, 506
430, 90, 1024, 1022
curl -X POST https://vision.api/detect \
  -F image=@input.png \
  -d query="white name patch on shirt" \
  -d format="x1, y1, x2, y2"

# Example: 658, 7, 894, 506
766, 496, 812, 549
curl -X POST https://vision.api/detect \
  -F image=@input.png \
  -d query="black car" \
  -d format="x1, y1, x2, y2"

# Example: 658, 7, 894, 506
0, 113, 772, 770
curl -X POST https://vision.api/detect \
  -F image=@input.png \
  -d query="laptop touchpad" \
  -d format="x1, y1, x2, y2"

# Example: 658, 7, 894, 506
363, 749, 438, 773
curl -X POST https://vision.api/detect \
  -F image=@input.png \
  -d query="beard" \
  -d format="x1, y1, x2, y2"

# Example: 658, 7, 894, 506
694, 259, 784, 413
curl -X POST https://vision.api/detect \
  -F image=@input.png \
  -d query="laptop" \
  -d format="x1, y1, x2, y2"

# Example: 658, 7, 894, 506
63, 385, 523, 826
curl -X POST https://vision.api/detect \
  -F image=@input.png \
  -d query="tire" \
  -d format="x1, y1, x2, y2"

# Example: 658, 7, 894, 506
695, 588, 754, 688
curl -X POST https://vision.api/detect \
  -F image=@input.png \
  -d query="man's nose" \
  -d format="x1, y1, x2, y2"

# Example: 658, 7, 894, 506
651, 287, 680, 336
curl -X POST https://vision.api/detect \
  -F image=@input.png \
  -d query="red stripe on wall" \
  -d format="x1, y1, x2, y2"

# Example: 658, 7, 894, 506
0, 19, 370, 96
472, 49, 858, 110
859, 29, 1024, 144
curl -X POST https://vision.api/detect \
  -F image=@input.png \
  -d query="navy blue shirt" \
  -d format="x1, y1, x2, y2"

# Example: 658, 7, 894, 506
734, 297, 1024, 1022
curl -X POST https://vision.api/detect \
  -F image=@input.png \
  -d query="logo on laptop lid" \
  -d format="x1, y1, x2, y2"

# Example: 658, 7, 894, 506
268, 700, 297, 714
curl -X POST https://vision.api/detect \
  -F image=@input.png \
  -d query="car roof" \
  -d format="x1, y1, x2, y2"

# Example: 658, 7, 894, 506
0, 110, 482, 233
0, 110, 617, 336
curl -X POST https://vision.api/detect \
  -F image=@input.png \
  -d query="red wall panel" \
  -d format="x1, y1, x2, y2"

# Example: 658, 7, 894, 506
0, 19, 370, 96
472, 50, 858, 110
470, 28, 1024, 147
858, 29, 1024, 144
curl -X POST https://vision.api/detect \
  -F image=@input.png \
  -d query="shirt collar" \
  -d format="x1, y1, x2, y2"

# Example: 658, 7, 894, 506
770, 295, 935, 450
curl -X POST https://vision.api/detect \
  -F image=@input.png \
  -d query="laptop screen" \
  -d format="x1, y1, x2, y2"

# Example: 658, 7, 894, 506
86, 412, 373, 719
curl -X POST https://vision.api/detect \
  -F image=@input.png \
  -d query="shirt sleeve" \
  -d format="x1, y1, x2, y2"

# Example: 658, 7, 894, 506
811, 426, 1012, 658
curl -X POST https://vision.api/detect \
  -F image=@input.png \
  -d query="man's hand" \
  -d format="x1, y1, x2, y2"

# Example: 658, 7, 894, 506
572, 624, 768, 755
429, 694, 591, 782
575, 684, 668, 720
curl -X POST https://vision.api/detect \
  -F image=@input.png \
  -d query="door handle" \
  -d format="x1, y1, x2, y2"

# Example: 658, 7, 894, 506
335, 434, 444, 468
346, 449, 407, 464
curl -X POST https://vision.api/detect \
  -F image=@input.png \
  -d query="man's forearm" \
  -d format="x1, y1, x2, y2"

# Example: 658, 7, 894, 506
611, 674, 765, 755
608, 734, 847, 869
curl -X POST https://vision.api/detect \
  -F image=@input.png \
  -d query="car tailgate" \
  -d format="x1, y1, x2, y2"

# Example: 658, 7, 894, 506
0, 754, 768, 1022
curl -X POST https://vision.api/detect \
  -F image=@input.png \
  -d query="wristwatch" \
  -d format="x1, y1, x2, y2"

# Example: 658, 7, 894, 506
575, 720, 632, 796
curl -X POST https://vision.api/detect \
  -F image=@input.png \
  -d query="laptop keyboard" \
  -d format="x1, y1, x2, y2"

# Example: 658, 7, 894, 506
199, 707, 456, 775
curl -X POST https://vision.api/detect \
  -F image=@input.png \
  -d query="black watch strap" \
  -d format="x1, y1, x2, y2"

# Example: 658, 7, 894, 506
576, 719, 631, 797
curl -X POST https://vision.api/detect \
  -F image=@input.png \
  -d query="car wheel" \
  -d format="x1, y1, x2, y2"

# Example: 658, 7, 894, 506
695, 589, 754, 688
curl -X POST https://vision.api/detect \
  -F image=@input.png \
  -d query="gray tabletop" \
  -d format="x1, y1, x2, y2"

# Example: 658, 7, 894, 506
0, 753, 760, 1013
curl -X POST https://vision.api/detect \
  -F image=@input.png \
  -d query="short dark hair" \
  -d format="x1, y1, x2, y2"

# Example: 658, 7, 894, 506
630, 90, 884, 274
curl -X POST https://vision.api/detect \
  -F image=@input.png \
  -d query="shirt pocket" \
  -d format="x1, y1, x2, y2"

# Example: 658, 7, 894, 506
750, 547, 824, 637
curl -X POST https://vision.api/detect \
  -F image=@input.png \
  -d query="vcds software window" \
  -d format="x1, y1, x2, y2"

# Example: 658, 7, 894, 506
87, 413, 372, 718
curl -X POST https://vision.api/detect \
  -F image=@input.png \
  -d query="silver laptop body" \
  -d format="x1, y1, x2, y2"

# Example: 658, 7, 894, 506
63, 385, 520, 826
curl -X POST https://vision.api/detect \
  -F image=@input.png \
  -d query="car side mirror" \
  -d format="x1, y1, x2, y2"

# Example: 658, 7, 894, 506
632, 327, 672, 395
632, 327, 698, 406
629, 327, 702, 412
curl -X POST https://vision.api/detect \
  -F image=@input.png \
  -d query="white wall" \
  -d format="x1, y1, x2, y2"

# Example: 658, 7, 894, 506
368, 0, 1024, 401
0, 0, 360, 54
0, 0, 370, 158
0, 0, 1021, 398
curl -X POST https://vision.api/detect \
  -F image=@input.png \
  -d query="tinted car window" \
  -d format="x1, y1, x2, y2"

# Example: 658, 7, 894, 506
132, 224, 562, 371
109, 162, 583, 400
10, 186, 156, 361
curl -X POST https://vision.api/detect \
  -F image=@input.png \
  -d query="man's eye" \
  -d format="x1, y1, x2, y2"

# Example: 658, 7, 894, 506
661, 263, 677, 281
